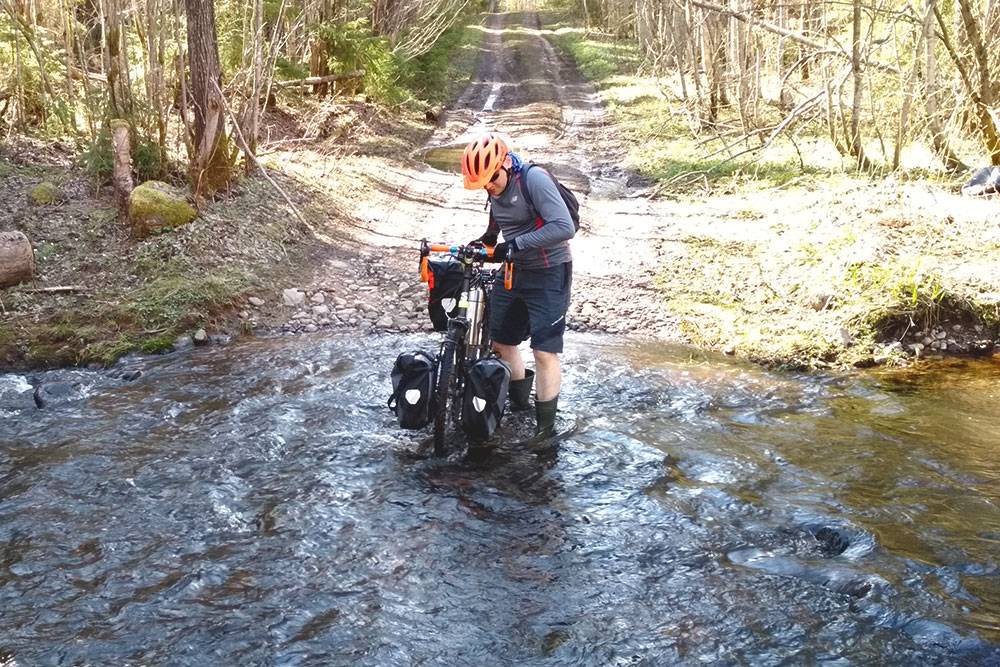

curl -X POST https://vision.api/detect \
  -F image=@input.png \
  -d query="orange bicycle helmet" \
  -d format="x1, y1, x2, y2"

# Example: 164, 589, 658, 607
461, 133, 509, 189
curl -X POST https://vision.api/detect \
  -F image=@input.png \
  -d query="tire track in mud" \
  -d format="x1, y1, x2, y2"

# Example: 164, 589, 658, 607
286, 11, 678, 341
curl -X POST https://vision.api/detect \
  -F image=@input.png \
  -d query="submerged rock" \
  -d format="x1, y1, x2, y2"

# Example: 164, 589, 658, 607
32, 381, 80, 409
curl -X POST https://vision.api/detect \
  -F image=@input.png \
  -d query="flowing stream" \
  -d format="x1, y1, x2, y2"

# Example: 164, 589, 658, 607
1, 334, 999, 665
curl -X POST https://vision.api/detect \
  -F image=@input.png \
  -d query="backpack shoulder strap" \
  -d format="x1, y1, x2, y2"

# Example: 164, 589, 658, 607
518, 164, 539, 217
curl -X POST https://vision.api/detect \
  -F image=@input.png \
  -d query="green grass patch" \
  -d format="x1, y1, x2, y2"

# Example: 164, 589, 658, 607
545, 25, 640, 82
399, 22, 485, 106
842, 258, 961, 340
125, 270, 249, 330
2, 267, 251, 368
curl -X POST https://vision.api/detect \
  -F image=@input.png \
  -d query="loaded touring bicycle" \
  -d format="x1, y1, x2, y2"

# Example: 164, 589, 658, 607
388, 240, 514, 455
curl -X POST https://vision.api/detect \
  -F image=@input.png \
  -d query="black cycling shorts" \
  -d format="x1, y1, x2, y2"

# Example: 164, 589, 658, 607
489, 262, 572, 354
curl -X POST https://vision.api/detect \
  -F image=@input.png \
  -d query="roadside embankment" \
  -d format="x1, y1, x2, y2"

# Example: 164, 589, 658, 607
543, 17, 1000, 369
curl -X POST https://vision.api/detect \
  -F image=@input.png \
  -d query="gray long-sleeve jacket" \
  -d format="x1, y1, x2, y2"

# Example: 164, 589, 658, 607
484, 166, 575, 271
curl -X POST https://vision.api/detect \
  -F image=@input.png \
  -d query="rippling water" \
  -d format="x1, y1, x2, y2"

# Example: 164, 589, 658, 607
1, 334, 998, 665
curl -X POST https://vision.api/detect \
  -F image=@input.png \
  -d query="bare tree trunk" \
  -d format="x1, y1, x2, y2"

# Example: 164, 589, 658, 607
246, 0, 263, 162
111, 119, 133, 223
956, 0, 1000, 163
847, 0, 872, 170
921, 0, 966, 171
185, 0, 233, 197
103, 0, 134, 120
0, 231, 35, 288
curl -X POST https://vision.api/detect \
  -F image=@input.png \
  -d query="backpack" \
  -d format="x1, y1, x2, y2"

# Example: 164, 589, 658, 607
517, 164, 581, 232
387, 350, 436, 429
460, 356, 510, 440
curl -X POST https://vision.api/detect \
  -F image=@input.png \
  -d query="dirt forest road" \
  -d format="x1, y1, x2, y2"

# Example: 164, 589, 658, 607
277, 10, 1000, 367
278, 10, 680, 340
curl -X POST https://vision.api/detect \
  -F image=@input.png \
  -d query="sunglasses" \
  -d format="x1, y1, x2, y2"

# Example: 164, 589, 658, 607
488, 168, 505, 185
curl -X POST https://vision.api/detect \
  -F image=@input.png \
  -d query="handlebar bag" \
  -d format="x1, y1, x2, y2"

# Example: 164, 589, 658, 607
387, 350, 436, 429
427, 258, 465, 331
460, 356, 511, 440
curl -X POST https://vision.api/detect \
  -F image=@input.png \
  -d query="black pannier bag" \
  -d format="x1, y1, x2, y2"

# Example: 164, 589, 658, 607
387, 351, 436, 429
427, 258, 464, 331
461, 357, 511, 440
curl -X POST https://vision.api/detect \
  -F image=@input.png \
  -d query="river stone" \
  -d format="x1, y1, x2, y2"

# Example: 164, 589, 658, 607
0, 376, 36, 412
310, 291, 326, 304
333, 296, 348, 308
120, 369, 142, 382
32, 381, 79, 409
312, 305, 330, 317
282, 289, 306, 307
174, 334, 193, 349
248, 296, 265, 307
376, 315, 393, 328
304, 324, 318, 333
193, 328, 209, 346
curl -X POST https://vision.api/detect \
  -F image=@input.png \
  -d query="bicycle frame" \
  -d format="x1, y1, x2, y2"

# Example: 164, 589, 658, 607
420, 240, 503, 455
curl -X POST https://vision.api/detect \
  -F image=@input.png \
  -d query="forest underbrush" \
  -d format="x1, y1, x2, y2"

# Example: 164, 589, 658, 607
0, 17, 485, 370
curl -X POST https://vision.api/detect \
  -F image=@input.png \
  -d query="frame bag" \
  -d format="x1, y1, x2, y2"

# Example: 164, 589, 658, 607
388, 351, 436, 429
427, 258, 465, 331
461, 357, 511, 440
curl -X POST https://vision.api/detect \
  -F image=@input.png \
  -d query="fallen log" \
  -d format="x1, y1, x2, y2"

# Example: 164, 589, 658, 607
23, 285, 85, 294
0, 231, 35, 288
274, 70, 365, 88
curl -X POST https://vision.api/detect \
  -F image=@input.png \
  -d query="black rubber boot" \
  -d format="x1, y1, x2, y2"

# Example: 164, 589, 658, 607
508, 369, 534, 412
533, 395, 558, 439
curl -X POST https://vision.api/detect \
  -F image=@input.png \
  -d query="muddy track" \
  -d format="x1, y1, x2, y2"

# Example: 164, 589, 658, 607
277, 11, 679, 341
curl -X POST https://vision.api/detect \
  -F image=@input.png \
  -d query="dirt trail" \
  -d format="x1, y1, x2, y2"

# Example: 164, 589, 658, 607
276, 11, 678, 340
275, 11, 1000, 368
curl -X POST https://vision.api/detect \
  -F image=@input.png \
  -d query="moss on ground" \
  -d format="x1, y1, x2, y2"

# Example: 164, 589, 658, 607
29, 180, 61, 205
129, 181, 198, 237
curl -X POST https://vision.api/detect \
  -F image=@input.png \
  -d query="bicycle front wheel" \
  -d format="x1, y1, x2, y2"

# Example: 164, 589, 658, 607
433, 339, 457, 456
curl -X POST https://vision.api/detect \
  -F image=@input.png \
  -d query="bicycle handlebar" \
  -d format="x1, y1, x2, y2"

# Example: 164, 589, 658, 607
422, 241, 495, 259
420, 238, 512, 289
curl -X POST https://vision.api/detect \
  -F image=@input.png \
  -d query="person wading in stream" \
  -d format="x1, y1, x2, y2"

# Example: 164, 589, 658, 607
461, 132, 575, 444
